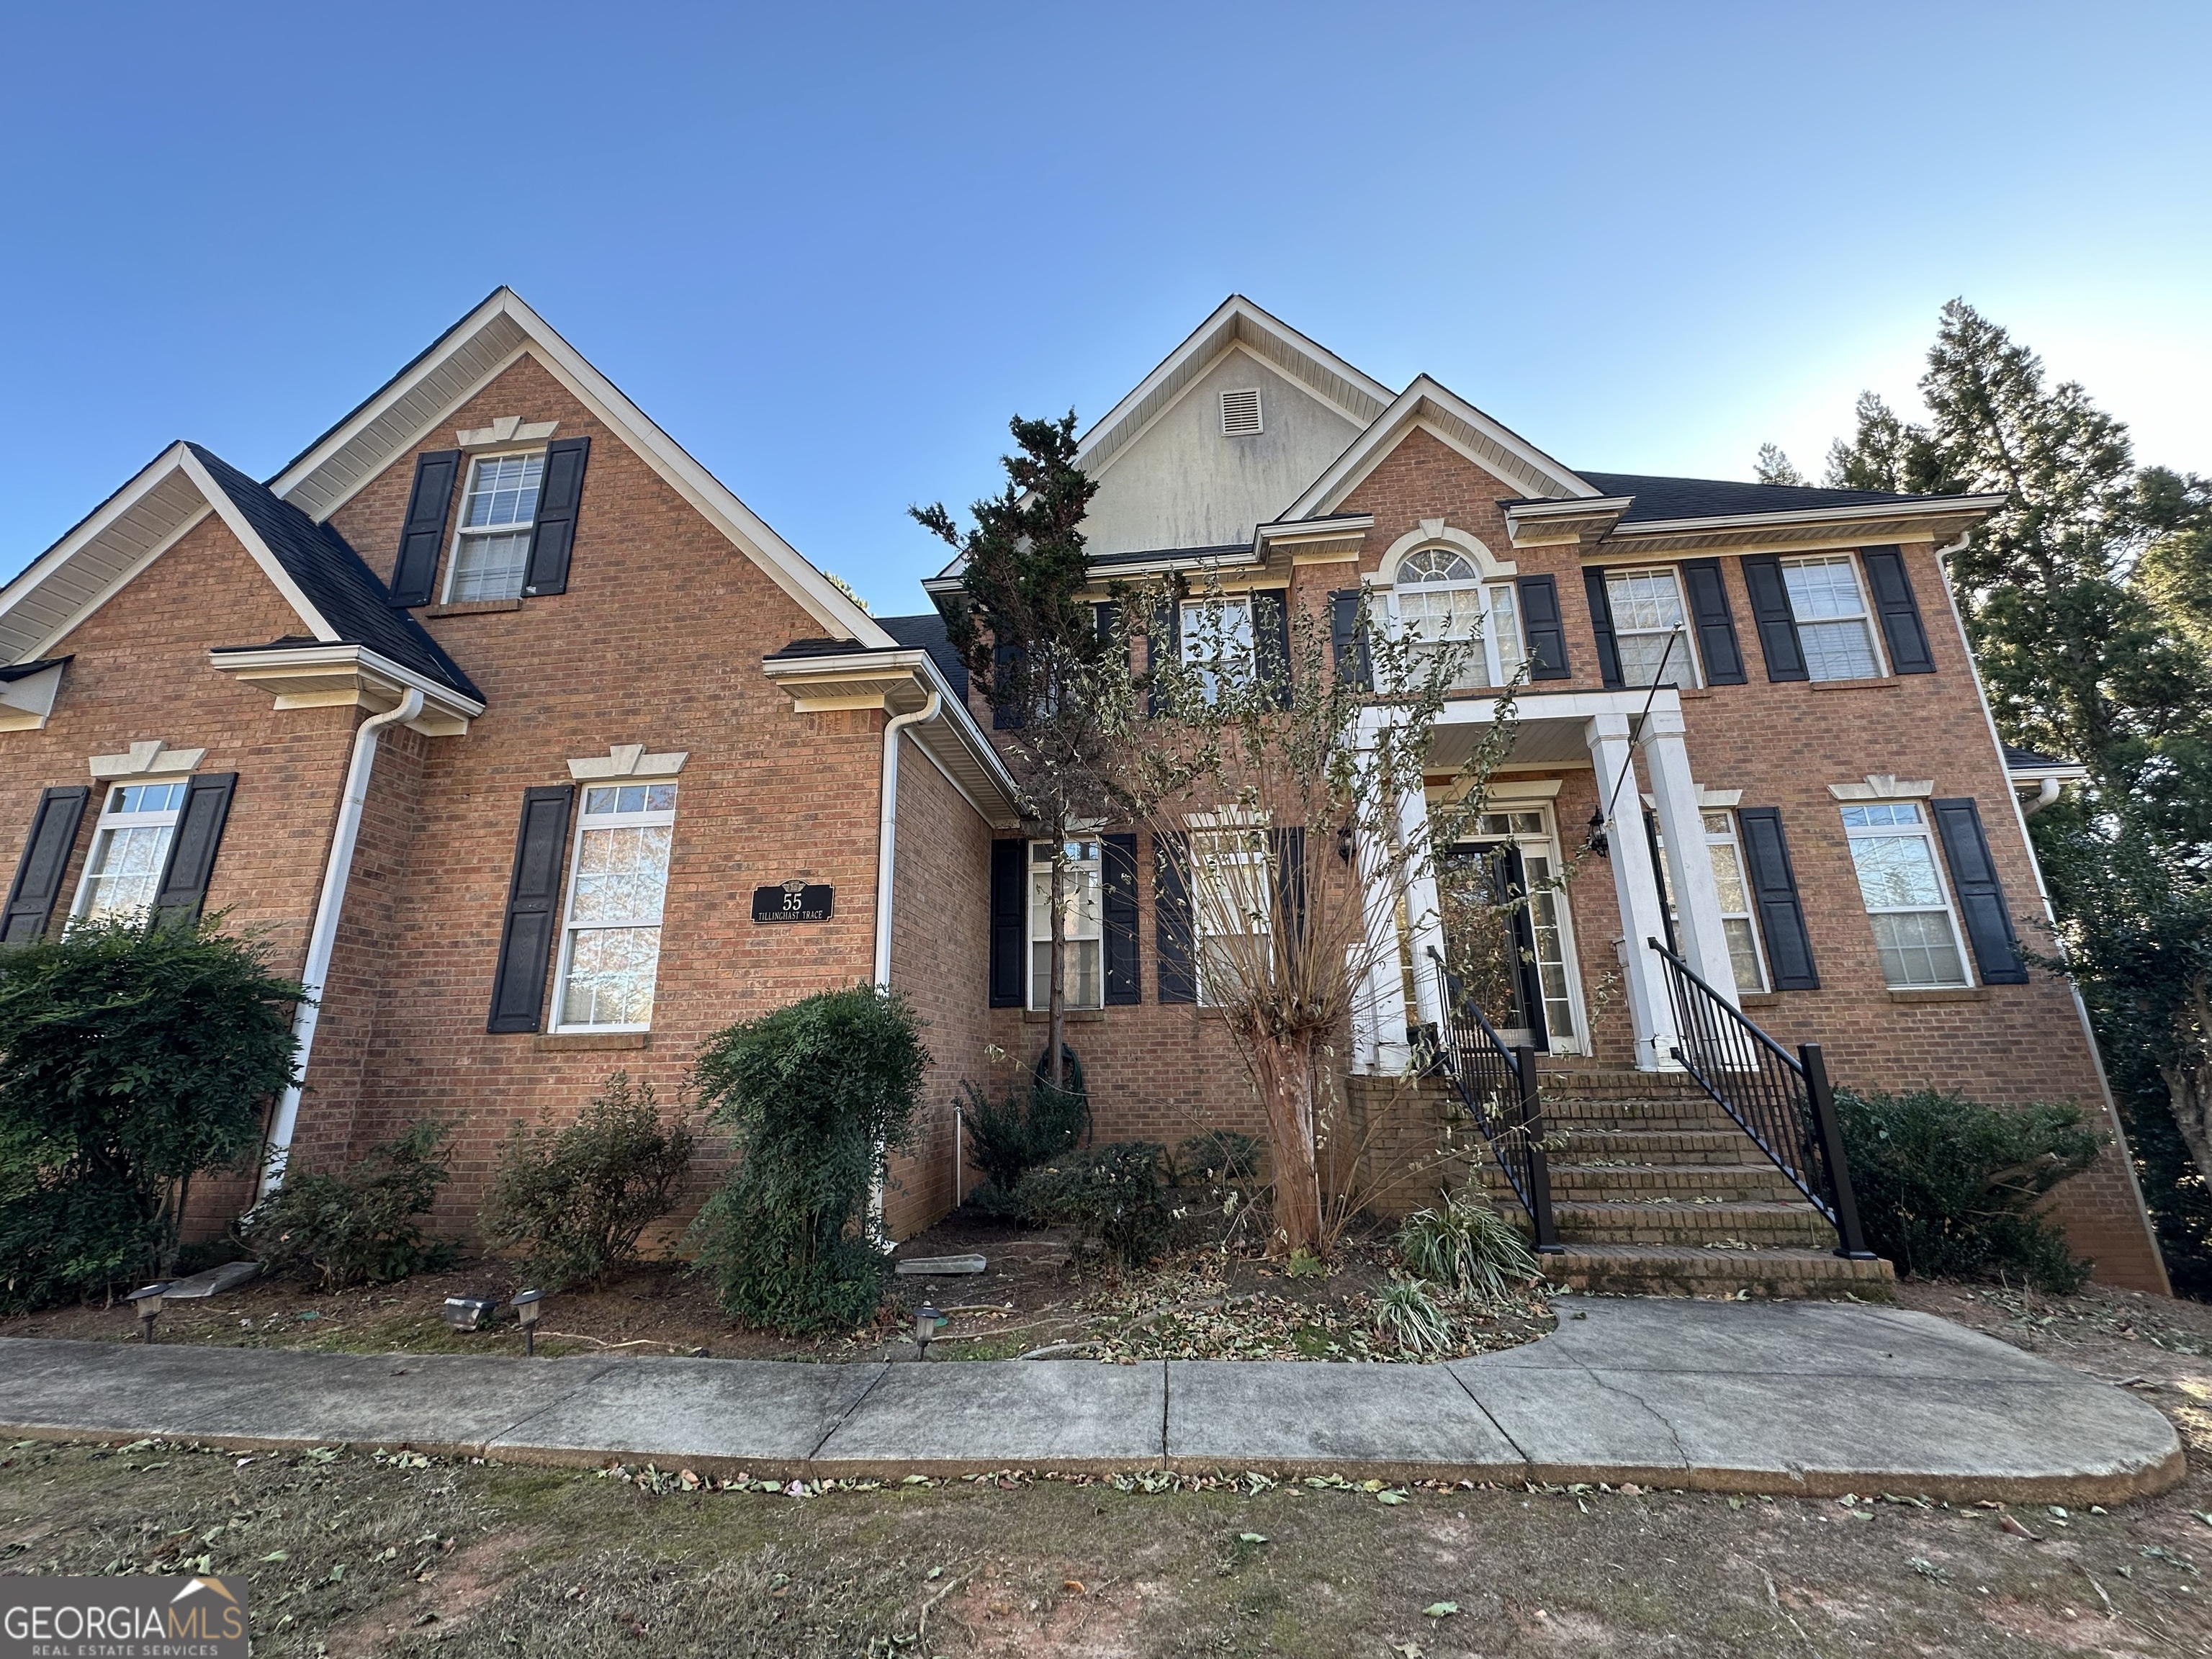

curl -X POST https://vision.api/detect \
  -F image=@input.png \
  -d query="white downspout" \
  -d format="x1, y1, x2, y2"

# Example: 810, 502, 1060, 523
868, 688, 943, 1235
258, 688, 424, 1200
2020, 775, 2063, 817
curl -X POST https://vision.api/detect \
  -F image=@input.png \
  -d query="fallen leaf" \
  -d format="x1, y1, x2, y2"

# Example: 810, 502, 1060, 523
259, 1550, 288, 1563
1238, 1533, 1267, 1545
2001, 1514, 2042, 1542
1063, 1580, 1086, 1594
1424, 1601, 1460, 1618
1376, 1489, 1408, 1506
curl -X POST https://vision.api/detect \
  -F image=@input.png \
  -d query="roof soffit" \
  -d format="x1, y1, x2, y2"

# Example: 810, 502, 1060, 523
269, 288, 890, 649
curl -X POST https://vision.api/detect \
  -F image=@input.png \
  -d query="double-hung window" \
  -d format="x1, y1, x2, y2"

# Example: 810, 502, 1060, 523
554, 782, 676, 1030
1842, 801, 1969, 987
1605, 567, 1696, 687
1028, 839, 1103, 1010
1781, 555, 1883, 681
1179, 595, 1255, 703
446, 451, 544, 602
1188, 817, 1272, 1006
1701, 809, 1768, 994
1395, 549, 1521, 688
71, 781, 185, 922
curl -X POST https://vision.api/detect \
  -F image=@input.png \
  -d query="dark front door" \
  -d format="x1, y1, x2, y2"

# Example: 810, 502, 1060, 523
1439, 840, 1550, 1052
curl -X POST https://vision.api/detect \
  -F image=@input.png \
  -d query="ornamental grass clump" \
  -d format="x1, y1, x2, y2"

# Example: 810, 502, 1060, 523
686, 987, 927, 1334
1372, 1276, 1452, 1356
481, 1071, 695, 1289
1395, 1189, 1539, 1300
243, 1120, 457, 1290
1835, 1087, 2100, 1292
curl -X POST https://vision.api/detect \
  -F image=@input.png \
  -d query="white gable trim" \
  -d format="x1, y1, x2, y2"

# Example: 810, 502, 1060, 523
1074, 297, 1395, 484
1374, 520, 1516, 585
1282, 377, 1596, 521
270, 289, 890, 649
0, 444, 335, 665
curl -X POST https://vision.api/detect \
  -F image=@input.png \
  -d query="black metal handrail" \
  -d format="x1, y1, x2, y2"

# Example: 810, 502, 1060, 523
1424, 948, 1560, 1253
1647, 938, 1875, 1260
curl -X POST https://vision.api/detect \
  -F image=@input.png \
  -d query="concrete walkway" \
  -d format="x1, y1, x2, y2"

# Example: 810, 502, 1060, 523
0, 1299, 2182, 1504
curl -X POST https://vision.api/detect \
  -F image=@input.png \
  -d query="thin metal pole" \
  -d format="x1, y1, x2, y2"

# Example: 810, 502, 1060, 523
1514, 1043, 1562, 1254
1800, 1043, 1876, 1260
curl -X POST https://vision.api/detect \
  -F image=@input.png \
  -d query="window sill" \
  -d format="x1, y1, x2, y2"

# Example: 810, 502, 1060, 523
534, 1031, 651, 1051
1737, 992, 1782, 1009
425, 598, 524, 618
1887, 986, 1985, 1004
1806, 677, 1897, 691
1021, 1008, 1107, 1022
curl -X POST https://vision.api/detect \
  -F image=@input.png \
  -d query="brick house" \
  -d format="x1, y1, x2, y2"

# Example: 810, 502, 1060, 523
0, 291, 2168, 1293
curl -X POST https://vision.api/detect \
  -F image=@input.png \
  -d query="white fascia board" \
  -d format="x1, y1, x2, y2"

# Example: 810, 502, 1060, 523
1074, 297, 1395, 475
1507, 496, 1634, 521
174, 449, 340, 643
271, 289, 890, 649
205, 641, 487, 714
1601, 493, 2009, 540
1283, 377, 1598, 520
1256, 513, 1375, 540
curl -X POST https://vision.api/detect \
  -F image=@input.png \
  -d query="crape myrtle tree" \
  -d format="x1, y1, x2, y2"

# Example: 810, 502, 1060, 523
1799, 298, 2212, 1287
1115, 580, 1519, 1257
913, 413, 1123, 1100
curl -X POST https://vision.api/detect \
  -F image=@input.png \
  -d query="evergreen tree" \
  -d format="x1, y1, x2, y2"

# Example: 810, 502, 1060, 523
1753, 442, 1807, 487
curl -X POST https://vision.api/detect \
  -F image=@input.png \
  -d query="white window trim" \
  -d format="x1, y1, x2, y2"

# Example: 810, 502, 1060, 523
69, 781, 186, 922
1460, 801, 1588, 1053
1841, 801, 1974, 989
1026, 838, 1105, 1012
443, 446, 547, 603
1781, 552, 1888, 682
1186, 811, 1272, 1008
1702, 809, 1769, 996
550, 783, 677, 1033
1604, 565, 1700, 688
1385, 552, 1526, 688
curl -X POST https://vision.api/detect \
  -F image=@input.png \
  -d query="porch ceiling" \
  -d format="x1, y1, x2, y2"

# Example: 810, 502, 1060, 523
1429, 715, 1593, 771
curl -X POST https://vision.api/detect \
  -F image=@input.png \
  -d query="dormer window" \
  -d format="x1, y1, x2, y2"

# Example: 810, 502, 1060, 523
446, 451, 545, 602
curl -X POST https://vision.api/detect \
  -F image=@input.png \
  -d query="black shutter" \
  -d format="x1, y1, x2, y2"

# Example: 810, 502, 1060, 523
1102, 832, 1140, 1005
1271, 826, 1307, 954
1930, 797, 2029, 984
522, 435, 590, 597
486, 786, 575, 1033
1517, 574, 1571, 680
388, 449, 461, 608
1740, 555, 1809, 681
1861, 545, 1936, 675
1736, 806, 1818, 989
149, 773, 237, 927
1329, 589, 1372, 689
1581, 568, 1622, 688
988, 838, 1025, 1008
1251, 588, 1292, 707
1092, 601, 1121, 647
1154, 830, 1195, 1003
1146, 600, 1181, 717
1, 786, 90, 944
1681, 558, 1747, 685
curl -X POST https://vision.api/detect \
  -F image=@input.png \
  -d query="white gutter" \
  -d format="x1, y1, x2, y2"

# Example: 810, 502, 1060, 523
2020, 775, 2064, 816
258, 688, 424, 1199
868, 687, 943, 1237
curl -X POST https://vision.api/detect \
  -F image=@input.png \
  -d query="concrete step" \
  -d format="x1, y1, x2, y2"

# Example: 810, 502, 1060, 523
1539, 1243, 1896, 1300
1550, 1199, 1837, 1248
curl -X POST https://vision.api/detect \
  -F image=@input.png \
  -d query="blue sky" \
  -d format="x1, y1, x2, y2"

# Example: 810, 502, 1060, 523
2, 2, 2206, 613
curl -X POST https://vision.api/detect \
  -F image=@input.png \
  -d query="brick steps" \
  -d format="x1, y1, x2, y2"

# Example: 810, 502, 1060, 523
1547, 1163, 1804, 1202
1541, 1243, 1897, 1299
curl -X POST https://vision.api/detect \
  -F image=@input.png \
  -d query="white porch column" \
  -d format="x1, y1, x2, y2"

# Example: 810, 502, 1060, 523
1641, 709, 1740, 1007
1352, 817, 1412, 1076
1585, 711, 1676, 1070
1398, 782, 1448, 1030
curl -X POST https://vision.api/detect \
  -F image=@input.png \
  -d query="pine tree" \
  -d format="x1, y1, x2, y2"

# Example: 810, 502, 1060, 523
1753, 443, 1806, 486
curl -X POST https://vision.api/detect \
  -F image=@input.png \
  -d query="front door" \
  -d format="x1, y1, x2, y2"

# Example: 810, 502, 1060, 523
1439, 840, 1550, 1051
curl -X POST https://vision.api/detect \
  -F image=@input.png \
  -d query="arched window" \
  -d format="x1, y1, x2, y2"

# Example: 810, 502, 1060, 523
1394, 547, 1517, 687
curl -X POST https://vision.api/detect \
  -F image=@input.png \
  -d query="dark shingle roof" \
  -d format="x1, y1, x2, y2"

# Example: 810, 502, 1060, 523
877, 613, 970, 703
2003, 742, 2083, 772
186, 445, 481, 701
1572, 472, 1930, 524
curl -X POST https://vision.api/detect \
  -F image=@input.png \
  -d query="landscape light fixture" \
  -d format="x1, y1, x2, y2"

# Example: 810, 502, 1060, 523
913, 1304, 943, 1360
442, 1295, 496, 1334
126, 1282, 168, 1344
511, 1288, 545, 1356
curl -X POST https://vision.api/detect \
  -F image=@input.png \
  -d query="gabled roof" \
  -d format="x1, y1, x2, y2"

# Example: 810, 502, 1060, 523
0, 441, 477, 701
1280, 374, 1596, 520
1573, 472, 1925, 524
1074, 295, 1395, 483
875, 612, 969, 703
268, 287, 889, 649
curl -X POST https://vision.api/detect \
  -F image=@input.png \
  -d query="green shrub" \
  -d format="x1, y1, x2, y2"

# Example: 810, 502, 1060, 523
1372, 1277, 1451, 1355
243, 1121, 457, 1290
1170, 1130, 1263, 1186
686, 987, 927, 1334
0, 916, 305, 1310
1396, 1190, 1539, 1300
481, 1073, 694, 1289
1835, 1087, 2102, 1292
958, 1066, 1090, 1202
1016, 1141, 1170, 1267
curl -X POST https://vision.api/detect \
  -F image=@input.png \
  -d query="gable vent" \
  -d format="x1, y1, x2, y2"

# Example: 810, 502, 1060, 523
1220, 387, 1263, 436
